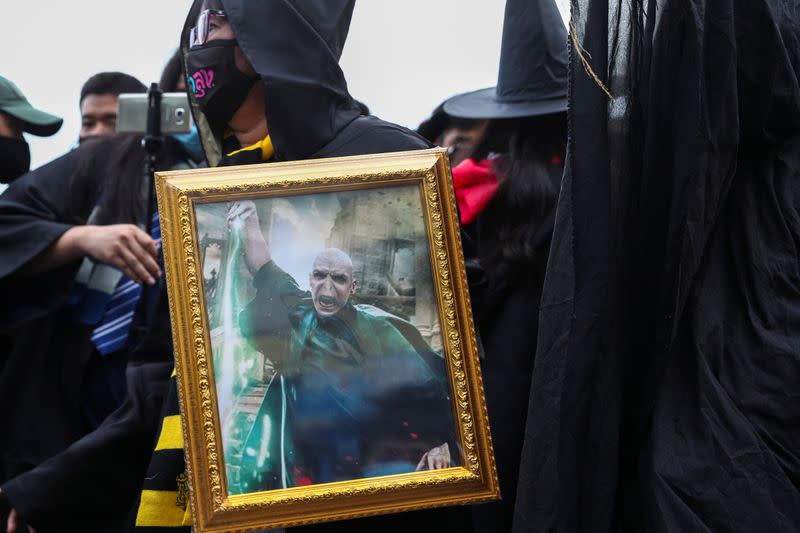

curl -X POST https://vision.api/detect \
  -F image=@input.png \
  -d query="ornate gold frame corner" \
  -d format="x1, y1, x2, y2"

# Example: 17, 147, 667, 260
155, 148, 498, 532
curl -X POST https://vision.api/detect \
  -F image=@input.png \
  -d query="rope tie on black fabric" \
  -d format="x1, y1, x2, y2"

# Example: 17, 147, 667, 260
569, 20, 613, 99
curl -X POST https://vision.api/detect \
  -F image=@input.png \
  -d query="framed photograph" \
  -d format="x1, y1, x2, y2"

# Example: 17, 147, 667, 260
156, 148, 498, 532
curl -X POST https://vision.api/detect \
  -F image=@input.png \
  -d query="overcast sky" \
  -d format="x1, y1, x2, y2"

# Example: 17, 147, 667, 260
3, 0, 569, 169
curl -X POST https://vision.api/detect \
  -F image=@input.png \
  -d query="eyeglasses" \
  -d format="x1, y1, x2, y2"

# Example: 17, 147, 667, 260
188, 9, 227, 48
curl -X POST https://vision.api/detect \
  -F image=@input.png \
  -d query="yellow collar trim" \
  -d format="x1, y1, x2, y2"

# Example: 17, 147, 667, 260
226, 134, 274, 161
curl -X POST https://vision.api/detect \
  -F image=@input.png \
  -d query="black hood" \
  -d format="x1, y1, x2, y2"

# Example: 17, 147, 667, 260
181, 0, 361, 165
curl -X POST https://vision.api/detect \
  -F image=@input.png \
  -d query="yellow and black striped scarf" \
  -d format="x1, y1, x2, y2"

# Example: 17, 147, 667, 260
133, 369, 192, 531
134, 137, 275, 530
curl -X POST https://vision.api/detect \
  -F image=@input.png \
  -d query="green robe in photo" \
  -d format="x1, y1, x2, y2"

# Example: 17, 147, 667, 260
239, 261, 456, 488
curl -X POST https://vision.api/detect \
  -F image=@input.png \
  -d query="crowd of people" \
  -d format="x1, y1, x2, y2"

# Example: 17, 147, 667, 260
0, 0, 798, 532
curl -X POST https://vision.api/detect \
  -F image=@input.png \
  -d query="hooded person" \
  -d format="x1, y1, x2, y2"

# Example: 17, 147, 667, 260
129, 2, 478, 531
438, 0, 568, 531
181, 0, 426, 167
0, 76, 63, 184
514, 0, 800, 532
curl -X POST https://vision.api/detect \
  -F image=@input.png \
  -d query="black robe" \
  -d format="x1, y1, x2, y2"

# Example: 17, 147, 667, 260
135, 1, 476, 530
463, 164, 560, 533
0, 152, 111, 484
513, 1, 800, 531
183, 6, 475, 530
0, 141, 185, 531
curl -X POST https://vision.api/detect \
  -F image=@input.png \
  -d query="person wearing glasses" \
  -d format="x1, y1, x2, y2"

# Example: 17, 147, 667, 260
133, 2, 456, 529
180, 0, 427, 167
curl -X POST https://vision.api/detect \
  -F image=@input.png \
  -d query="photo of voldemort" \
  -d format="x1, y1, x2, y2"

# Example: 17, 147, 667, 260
195, 184, 459, 495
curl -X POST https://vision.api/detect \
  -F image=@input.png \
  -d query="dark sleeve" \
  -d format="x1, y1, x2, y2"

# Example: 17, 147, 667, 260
0, 152, 87, 327
0, 153, 84, 279
238, 261, 307, 368
1, 359, 173, 531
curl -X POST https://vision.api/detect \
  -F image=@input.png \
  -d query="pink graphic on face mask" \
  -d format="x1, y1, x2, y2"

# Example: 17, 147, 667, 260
187, 69, 214, 98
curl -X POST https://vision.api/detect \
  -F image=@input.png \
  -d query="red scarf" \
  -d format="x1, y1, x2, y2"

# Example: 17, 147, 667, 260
452, 158, 499, 225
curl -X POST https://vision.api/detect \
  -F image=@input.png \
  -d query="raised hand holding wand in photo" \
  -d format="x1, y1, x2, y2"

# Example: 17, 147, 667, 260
225, 200, 270, 274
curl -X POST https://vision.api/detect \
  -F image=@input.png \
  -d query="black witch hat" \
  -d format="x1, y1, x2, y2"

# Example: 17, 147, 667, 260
444, 0, 568, 119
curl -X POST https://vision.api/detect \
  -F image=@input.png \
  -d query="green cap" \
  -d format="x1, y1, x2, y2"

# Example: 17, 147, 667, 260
0, 75, 63, 137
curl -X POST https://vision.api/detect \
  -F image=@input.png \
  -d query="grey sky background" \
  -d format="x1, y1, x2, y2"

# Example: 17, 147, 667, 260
3, 1, 569, 169
196, 192, 343, 290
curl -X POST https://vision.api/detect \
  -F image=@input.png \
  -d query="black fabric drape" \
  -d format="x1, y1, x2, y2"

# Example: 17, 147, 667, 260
467, 196, 557, 533
514, 0, 800, 531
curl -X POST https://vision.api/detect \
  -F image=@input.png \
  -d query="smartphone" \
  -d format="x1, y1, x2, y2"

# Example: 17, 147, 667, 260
116, 92, 193, 135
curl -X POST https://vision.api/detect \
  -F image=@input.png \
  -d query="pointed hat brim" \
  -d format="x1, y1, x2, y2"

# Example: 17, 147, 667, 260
443, 87, 567, 120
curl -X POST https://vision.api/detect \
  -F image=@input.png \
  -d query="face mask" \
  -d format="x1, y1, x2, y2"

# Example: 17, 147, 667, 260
0, 137, 31, 183
174, 124, 204, 162
185, 39, 259, 129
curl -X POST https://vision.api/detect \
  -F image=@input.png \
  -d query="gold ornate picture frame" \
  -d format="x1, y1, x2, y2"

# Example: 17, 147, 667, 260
156, 148, 498, 532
